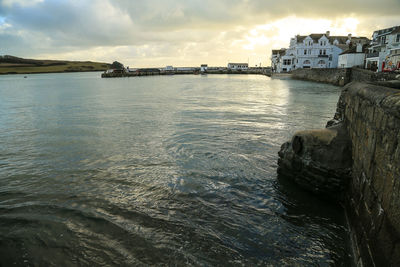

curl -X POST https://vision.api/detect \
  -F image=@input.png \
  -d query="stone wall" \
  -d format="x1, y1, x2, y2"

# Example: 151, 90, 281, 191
291, 68, 399, 87
350, 68, 398, 83
339, 82, 400, 266
291, 68, 350, 86
277, 81, 400, 265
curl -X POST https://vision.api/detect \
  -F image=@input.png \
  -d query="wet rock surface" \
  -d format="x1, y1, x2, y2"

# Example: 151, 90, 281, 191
278, 82, 400, 266
277, 123, 352, 201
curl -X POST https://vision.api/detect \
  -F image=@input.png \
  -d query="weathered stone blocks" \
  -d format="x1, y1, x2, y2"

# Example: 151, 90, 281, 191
277, 122, 352, 200
278, 82, 400, 266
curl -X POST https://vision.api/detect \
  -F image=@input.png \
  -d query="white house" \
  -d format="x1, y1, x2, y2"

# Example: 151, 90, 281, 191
271, 49, 286, 72
227, 63, 248, 70
176, 67, 196, 71
338, 43, 366, 68
200, 64, 208, 72
365, 25, 400, 72
386, 27, 400, 71
271, 31, 369, 73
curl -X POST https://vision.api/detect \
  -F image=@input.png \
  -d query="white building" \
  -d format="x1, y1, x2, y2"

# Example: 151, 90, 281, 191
338, 43, 366, 68
386, 27, 400, 71
227, 63, 248, 70
200, 64, 208, 72
365, 26, 400, 72
271, 49, 286, 72
176, 67, 193, 71
271, 31, 369, 73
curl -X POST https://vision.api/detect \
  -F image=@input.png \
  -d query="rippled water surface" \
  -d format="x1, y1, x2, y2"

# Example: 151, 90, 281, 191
0, 73, 351, 265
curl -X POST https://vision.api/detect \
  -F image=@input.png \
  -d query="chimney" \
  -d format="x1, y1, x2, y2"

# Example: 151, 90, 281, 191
326, 31, 330, 37
356, 43, 363, 53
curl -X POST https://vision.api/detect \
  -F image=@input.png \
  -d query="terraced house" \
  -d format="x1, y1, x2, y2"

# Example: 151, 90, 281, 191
365, 25, 400, 72
271, 31, 369, 73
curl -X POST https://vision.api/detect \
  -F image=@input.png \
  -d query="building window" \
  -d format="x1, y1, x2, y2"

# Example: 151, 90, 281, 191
283, 59, 291, 65
304, 60, 311, 65
319, 49, 322, 55
304, 50, 307, 55
396, 34, 400, 43
318, 60, 326, 65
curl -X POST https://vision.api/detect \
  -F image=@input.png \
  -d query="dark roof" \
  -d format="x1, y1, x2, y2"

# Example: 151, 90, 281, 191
340, 44, 368, 55
296, 34, 369, 45
138, 68, 160, 72
391, 27, 400, 34
375, 26, 400, 36
272, 48, 286, 55
336, 44, 349, 51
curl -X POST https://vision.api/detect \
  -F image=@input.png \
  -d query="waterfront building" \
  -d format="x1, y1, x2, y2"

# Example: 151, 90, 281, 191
105, 68, 125, 74
200, 64, 208, 72
126, 66, 137, 72
271, 49, 286, 72
227, 63, 249, 70
271, 31, 369, 73
136, 68, 161, 75
338, 43, 367, 68
386, 27, 400, 71
176, 67, 196, 71
365, 25, 400, 72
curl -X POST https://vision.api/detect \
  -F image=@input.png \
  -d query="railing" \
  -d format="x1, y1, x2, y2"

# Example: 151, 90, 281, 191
366, 52, 379, 58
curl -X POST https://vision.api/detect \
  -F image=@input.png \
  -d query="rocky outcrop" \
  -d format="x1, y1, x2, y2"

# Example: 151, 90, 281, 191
278, 123, 352, 200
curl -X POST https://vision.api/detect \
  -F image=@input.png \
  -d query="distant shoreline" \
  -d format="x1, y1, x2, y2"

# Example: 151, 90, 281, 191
0, 69, 108, 75
0, 55, 110, 75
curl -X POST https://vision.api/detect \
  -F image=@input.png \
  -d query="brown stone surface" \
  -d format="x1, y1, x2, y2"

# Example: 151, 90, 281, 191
278, 82, 400, 266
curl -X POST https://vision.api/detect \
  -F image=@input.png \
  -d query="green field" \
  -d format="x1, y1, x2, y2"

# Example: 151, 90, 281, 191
0, 56, 110, 74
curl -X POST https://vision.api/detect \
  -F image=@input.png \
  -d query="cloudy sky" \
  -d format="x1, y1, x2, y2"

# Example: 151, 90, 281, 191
0, 0, 399, 67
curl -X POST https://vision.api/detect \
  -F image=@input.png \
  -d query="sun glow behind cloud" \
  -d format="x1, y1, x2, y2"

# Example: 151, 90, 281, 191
243, 16, 360, 52
33, 16, 365, 67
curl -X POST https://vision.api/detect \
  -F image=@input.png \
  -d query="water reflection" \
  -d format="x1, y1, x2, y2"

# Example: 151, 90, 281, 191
0, 73, 347, 265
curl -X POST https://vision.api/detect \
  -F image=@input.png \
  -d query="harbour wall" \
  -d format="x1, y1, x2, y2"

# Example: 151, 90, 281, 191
340, 83, 400, 266
291, 68, 398, 87
102, 68, 271, 78
291, 68, 350, 86
277, 82, 400, 266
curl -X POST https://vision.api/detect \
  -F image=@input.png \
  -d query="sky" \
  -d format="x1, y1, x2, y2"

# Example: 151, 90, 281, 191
0, 0, 399, 67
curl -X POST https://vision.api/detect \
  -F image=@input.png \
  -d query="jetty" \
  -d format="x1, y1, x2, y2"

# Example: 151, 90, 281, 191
101, 67, 271, 78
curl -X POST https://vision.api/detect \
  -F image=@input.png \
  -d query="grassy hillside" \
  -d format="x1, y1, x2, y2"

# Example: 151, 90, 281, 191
0, 55, 110, 74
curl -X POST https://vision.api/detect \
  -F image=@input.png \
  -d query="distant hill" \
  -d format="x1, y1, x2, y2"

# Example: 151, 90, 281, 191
0, 55, 110, 74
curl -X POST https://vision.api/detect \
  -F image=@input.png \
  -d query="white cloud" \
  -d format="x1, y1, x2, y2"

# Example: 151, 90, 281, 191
0, 0, 399, 66
1, 0, 43, 7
